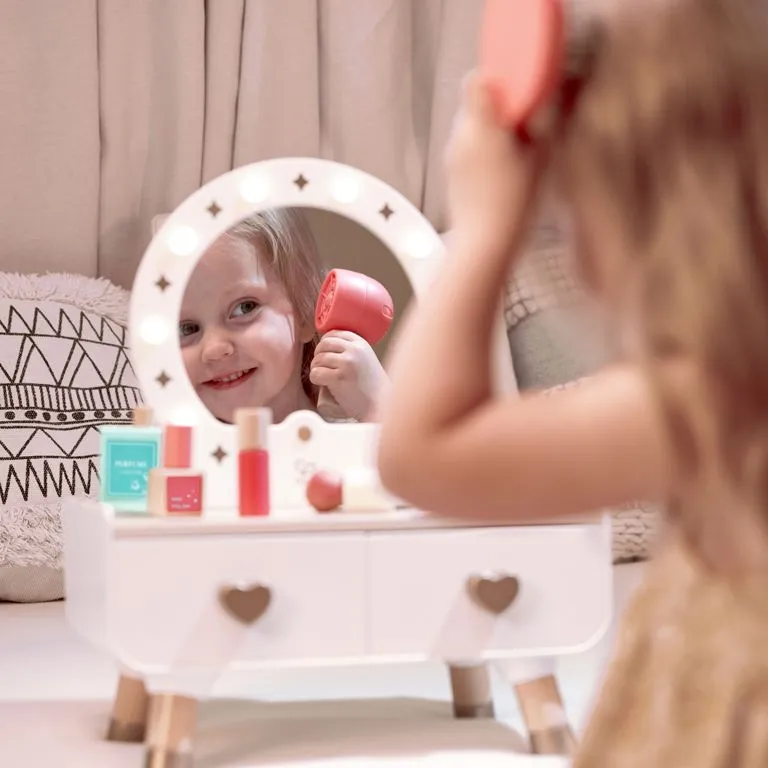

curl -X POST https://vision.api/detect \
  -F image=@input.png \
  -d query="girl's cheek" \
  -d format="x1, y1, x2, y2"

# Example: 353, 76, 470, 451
243, 314, 289, 352
181, 346, 198, 379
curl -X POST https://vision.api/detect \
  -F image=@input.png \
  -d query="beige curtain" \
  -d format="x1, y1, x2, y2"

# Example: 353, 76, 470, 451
0, 0, 481, 288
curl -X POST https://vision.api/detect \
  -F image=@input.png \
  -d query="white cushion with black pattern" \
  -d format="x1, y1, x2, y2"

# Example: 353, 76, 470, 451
0, 274, 142, 601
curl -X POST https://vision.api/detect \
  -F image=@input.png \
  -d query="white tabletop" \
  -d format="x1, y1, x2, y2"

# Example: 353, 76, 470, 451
98, 503, 603, 538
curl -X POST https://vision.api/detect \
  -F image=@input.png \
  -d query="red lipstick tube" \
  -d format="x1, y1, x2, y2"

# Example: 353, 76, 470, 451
235, 407, 272, 517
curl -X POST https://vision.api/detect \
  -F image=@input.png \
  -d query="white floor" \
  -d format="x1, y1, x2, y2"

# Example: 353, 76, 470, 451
0, 563, 644, 767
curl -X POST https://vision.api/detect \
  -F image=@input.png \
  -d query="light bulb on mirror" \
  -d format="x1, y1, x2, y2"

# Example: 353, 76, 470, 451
139, 315, 169, 345
167, 226, 199, 257
240, 175, 271, 204
404, 231, 435, 260
331, 175, 360, 204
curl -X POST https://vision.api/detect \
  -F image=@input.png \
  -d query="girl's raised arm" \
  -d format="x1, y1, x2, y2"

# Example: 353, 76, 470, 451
379, 353, 668, 521
377, 75, 669, 521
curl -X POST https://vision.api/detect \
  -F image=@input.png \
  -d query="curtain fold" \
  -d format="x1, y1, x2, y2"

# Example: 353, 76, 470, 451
202, 0, 246, 181
97, 0, 206, 288
233, 0, 322, 167
1, 0, 480, 286
0, 0, 100, 278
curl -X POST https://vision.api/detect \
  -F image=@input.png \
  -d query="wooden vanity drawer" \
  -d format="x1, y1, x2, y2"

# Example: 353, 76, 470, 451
110, 532, 367, 670
367, 523, 612, 660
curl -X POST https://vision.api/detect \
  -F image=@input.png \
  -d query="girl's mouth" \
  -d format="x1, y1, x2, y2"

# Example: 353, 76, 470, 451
202, 367, 257, 390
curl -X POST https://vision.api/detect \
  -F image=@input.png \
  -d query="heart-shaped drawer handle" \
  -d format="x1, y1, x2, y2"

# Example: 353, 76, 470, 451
467, 572, 520, 615
219, 584, 272, 625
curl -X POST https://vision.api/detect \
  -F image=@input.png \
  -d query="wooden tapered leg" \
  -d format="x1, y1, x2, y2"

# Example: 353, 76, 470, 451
447, 662, 495, 719
107, 673, 150, 743
514, 674, 576, 755
144, 693, 199, 768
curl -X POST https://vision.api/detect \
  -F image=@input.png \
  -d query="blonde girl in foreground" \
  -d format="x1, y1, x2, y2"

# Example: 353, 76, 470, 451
378, 0, 768, 763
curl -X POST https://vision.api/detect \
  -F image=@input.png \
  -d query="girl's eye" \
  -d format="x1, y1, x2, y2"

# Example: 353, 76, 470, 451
231, 300, 261, 318
179, 321, 200, 338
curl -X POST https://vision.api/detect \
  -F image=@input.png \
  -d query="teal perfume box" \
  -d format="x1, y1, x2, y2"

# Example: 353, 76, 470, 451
99, 425, 162, 513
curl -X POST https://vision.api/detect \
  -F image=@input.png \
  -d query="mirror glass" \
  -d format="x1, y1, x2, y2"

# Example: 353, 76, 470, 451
178, 206, 413, 425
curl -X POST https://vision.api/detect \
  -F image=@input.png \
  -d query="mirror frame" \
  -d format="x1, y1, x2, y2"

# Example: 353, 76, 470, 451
129, 157, 515, 514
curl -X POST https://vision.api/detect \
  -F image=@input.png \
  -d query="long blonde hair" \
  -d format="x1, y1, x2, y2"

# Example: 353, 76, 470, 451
226, 207, 325, 403
555, 0, 768, 567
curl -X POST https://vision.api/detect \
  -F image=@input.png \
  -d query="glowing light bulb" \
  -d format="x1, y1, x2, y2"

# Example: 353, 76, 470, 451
139, 315, 169, 345
331, 175, 360, 204
167, 226, 199, 256
240, 175, 270, 204
405, 231, 434, 260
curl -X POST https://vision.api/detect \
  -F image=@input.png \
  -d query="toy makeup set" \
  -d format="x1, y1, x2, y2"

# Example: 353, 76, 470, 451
147, 424, 204, 517
100, 406, 273, 519
100, 409, 205, 518
99, 407, 162, 513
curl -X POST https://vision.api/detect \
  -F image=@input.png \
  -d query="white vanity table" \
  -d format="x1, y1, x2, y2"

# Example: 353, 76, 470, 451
62, 156, 615, 766
63, 500, 612, 765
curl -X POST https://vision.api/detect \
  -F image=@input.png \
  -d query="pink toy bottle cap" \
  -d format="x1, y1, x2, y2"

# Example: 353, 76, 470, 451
164, 425, 192, 469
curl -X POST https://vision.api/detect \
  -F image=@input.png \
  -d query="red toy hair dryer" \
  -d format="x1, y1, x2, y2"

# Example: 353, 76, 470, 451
314, 268, 394, 420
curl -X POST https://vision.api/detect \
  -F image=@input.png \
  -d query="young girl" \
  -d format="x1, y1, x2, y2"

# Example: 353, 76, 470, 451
179, 207, 388, 424
379, 0, 768, 763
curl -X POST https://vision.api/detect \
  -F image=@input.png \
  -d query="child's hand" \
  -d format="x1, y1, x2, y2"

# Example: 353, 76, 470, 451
446, 71, 547, 254
310, 331, 388, 421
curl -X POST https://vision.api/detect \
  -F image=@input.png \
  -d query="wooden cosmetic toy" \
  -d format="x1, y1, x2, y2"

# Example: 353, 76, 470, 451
132, 405, 154, 427
306, 469, 344, 512
99, 418, 161, 514
305, 467, 396, 514
147, 424, 204, 517
148, 469, 204, 516
163, 424, 193, 469
61, 156, 611, 766
235, 407, 271, 517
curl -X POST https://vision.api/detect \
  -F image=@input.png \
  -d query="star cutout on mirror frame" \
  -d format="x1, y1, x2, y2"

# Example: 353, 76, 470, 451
155, 275, 171, 292
156, 371, 172, 388
212, 446, 228, 463
293, 174, 309, 191
380, 204, 394, 220
207, 200, 222, 218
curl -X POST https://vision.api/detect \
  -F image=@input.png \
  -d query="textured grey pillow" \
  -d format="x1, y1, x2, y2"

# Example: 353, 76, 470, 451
504, 217, 615, 388
504, 216, 660, 563
0, 273, 142, 601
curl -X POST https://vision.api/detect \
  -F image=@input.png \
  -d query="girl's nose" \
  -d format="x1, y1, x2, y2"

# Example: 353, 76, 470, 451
201, 332, 235, 364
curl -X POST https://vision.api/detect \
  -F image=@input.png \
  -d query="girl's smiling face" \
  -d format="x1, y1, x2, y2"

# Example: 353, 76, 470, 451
179, 234, 314, 423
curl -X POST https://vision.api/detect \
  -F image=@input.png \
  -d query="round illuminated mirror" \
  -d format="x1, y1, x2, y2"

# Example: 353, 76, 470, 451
177, 207, 412, 426
129, 158, 514, 513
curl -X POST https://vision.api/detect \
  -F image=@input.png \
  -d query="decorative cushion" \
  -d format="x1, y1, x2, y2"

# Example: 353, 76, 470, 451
504, 216, 615, 389
0, 273, 142, 601
504, 214, 659, 563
